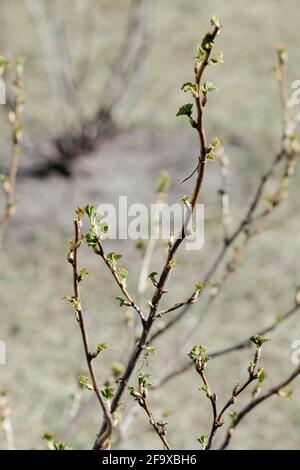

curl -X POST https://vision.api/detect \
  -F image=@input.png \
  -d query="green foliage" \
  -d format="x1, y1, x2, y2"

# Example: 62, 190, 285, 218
138, 371, 152, 389
106, 252, 122, 269
197, 435, 208, 449
211, 50, 224, 65
201, 81, 218, 96
176, 103, 193, 117
250, 335, 270, 348
195, 282, 205, 292
181, 82, 196, 95
101, 385, 114, 401
201, 32, 215, 51
118, 267, 128, 279
188, 345, 209, 363
210, 15, 220, 28
77, 374, 93, 391
63, 295, 80, 310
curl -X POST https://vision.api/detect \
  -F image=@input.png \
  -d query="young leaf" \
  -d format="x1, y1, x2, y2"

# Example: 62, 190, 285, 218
250, 335, 270, 348
201, 81, 218, 96
176, 103, 193, 117
101, 385, 114, 401
181, 82, 196, 95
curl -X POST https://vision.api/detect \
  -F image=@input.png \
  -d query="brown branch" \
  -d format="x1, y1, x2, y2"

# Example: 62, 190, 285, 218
151, 300, 300, 390
93, 21, 221, 450
191, 343, 262, 450
0, 59, 25, 246
94, 240, 146, 325
67, 218, 113, 449
220, 363, 300, 450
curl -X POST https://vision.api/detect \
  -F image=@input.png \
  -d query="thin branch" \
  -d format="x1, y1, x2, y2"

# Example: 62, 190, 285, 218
220, 363, 300, 450
0, 59, 25, 247
95, 240, 146, 325
93, 21, 221, 450
67, 218, 113, 449
152, 300, 300, 390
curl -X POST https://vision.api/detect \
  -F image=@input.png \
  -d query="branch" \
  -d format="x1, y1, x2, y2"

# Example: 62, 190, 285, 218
189, 339, 266, 450
0, 58, 25, 247
66, 216, 113, 449
220, 363, 300, 450
93, 19, 221, 450
152, 298, 300, 390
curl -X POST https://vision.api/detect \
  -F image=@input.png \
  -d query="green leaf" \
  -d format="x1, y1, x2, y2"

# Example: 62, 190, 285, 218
201, 32, 215, 51
250, 335, 270, 348
85, 204, 96, 220
188, 345, 209, 363
257, 368, 268, 384
53, 441, 70, 451
118, 268, 128, 279
201, 81, 218, 95
197, 435, 208, 449
77, 374, 93, 390
79, 267, 89, 280
181, 82, 196, 95
211, 50, 224, 64
210, 15, 220, 28
195, 282, 205, 292
138, 371, 152, 389
106, 252, 122, 268
63, 295, 81, 310
196, 46, 205, 61
176, 103, 193, 117
101, 385, 114, 401
211, 136, 221, 149
86, 232, 98, 247
75, 207, 85, 221
116, 296, 130, 307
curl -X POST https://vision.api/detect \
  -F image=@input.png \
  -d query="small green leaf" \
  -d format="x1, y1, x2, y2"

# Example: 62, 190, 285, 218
101, 385, 114, 401
211, 50, 224, 64
106, 252, 122, 268
86, 232, 98, 247
210, 16, 220, 28
195, 282, 205, 292
118, 268, 128, 279
138, 371, 152, 389
201, 32, 215, 51
77, 374, 93, 390
201, 81, 218, 96
176, 103, 193, 117
188, 345, 209, 363
75, 207, 85, 221
250, 335, 270, 348
197, 435, 208, 449
181, 82, 196, 95
63, 295, 81, 310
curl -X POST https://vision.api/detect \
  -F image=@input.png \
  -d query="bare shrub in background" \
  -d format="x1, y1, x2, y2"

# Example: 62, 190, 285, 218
60, 18, 300, 450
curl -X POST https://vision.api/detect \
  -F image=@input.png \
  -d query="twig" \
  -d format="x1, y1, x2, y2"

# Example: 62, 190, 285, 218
95, 240, 146, 325
152, 299, 300, 390
220, 363, 300, 450
93, 20, 221, 450
67, 217, 113, 449
0, 58, 25, 247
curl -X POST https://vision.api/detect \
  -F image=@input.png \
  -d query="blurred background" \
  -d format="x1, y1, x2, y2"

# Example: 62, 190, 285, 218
1, 0, 300, 450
